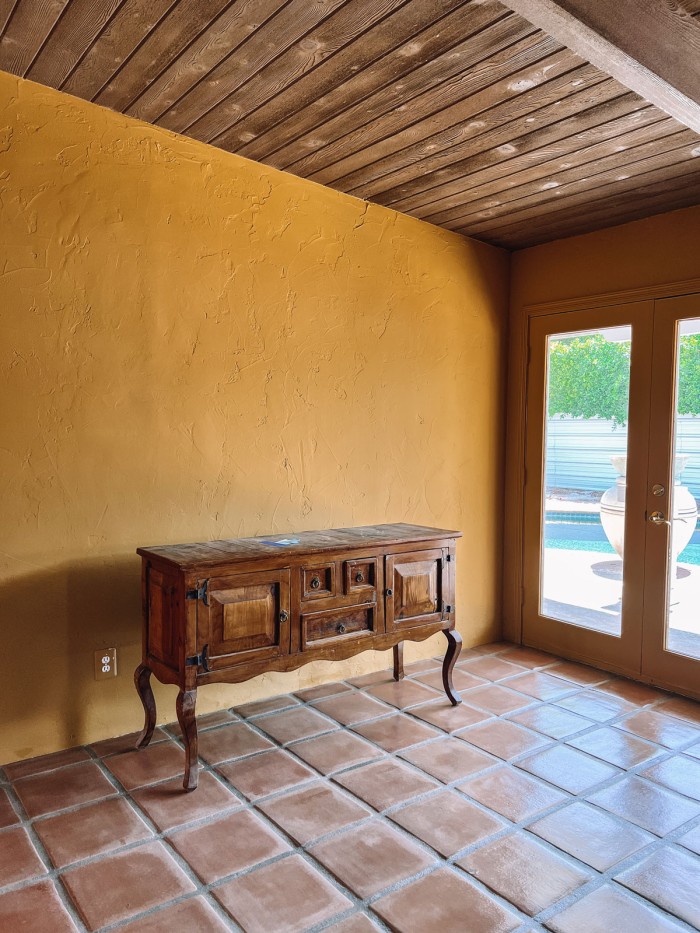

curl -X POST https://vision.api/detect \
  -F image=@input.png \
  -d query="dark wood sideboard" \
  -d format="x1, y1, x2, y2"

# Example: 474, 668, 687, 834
134, 523, 463, 790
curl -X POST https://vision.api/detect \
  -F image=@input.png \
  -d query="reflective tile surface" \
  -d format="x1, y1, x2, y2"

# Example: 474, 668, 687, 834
2, 642, 700, 932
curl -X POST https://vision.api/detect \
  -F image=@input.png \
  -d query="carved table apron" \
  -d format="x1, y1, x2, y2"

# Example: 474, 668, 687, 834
134, 523, 463, 790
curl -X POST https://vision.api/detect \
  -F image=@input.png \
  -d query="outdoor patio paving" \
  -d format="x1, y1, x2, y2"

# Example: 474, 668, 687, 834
2, 643, 700, 932
543, 546, 700, 656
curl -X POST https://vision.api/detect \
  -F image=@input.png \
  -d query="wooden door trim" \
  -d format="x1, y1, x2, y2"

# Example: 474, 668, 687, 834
642, 294, 700, 694
525, 276, 700, 317
504, 278, 700, 646
521, 303, 653, 671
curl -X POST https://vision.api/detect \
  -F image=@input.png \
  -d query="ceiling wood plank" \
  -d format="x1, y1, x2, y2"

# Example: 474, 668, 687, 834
126, 0, 285, 123
61, 0, 179, 99
414, 115, 678, 223
499, 0, 700, 132
0, 0, 19, 38
155, 0, 360, 135
221, 0, 500, 161
388, 110, 672, 216
674, 1, 700, 15
94, 0, 234, 110
442, 131, 700, 230
340, 68, 620, 198
0, 0, 69, 75
464, 156, 700, 238
186, 0, 414, 144
488, 173, 700, 247
362, 85, 645, 203
302, 43, 579, 187
27, 0, 123, 88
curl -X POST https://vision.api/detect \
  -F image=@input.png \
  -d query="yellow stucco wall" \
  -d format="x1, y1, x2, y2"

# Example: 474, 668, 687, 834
0, 71, 509, 764
510, 203, 700, 309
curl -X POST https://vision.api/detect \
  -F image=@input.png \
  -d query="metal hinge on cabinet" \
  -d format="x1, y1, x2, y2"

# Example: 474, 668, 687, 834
186, 644, 210, 672
186, 579, 209, 605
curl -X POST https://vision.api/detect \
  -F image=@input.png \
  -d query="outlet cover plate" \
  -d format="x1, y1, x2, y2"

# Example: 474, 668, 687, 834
95, 648, 117, 680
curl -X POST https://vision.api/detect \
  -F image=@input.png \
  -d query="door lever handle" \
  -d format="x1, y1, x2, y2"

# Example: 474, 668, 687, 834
648, 511, 688, 526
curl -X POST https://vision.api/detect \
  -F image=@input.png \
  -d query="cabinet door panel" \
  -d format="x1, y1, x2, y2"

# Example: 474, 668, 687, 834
386, 549, 446, 631
201, 569, 291, 669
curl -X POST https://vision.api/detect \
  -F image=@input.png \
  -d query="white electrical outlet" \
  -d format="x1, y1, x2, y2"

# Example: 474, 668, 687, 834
94, 647, 117, 680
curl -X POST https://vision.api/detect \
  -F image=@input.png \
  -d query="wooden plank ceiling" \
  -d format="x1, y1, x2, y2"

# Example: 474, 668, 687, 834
1, 0, 700, 249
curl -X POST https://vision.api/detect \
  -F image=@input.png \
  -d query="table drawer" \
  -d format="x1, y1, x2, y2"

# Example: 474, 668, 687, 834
302, 602, 376, 648
343, 557, 377, 594
302, 563, 336, 600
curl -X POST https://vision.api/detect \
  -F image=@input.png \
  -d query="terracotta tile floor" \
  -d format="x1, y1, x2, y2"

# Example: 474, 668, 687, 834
2, 644, 700, 932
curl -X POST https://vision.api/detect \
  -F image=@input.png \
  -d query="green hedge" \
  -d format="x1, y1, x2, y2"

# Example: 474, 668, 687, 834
548, 334, 700, 425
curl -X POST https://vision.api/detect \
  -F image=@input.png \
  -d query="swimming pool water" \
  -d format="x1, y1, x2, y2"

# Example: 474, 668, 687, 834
545, 520, 700, 566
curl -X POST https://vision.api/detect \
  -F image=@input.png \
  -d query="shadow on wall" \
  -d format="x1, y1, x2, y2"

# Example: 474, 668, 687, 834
0, 555, 158, 764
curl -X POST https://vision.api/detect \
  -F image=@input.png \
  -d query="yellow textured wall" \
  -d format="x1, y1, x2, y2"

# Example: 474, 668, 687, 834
510, 203, 700, 309
0, 71, 508, 765
504, 206, 700, 639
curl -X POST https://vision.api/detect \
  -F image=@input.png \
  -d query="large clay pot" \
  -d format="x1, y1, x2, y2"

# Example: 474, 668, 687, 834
600, 455, 697, 559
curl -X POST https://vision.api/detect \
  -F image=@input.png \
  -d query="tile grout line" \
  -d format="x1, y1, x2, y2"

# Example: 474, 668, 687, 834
1, 646, 700, 932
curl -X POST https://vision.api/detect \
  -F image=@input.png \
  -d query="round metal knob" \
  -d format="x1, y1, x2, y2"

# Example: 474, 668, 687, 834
356, 571, 365, 583
337, 623, 346, 634
310, 576, 321, 589
279, 610, 289, 623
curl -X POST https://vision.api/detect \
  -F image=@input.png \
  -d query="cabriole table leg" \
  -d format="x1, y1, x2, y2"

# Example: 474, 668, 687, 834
134, 664, 156, 748
393, 641, 405, 681
176, 688, 199, 791
442, 629, 462, 706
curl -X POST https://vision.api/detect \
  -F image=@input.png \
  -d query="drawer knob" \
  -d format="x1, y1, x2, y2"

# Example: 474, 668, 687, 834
356, 571, 365, 583
310, 576, 321, 589
279, 610, 289, 623
337, 623, 347, 634
386, 588, 393, 597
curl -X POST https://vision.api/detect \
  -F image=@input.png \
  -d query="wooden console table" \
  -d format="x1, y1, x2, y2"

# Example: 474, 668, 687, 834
134, 523, 463, 790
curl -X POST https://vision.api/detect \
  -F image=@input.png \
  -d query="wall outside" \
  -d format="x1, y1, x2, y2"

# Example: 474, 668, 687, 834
505, 205, 700, 641
0, 72, 509, 765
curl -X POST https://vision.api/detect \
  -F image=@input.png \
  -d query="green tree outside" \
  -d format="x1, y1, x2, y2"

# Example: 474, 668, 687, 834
548, 334, 700, 425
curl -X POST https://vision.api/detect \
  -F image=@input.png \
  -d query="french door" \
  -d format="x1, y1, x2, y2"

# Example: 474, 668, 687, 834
523, 293, 700, 696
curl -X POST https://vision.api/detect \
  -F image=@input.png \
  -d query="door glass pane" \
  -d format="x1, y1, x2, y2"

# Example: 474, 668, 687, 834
540, 326, 632, 635
666, 318, 700, 659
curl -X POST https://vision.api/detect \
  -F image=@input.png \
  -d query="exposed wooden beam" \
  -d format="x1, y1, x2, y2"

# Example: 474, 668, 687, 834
498, 0, 700, 134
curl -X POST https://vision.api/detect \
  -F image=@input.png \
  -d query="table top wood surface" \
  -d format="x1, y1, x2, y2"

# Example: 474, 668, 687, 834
137, 522, 462, 569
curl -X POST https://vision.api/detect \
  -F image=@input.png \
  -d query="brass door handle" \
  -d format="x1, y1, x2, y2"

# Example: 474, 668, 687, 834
310, 576, 321, 589
356, 571, 365, 583
649, 511, 688, 526
337, 623, 346, 634
279, 610, 289, 623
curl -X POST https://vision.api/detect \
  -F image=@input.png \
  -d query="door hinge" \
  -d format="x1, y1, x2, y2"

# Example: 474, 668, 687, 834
186, 644, 210, 672
186, 579, 209, 605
